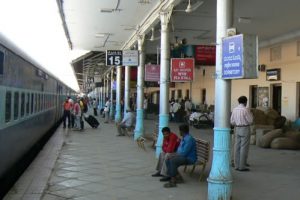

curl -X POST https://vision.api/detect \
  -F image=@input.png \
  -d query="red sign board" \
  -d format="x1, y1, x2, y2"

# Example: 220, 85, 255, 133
145, 64, 160, 82
195, 45, 216, 65
171, 58, 194, 82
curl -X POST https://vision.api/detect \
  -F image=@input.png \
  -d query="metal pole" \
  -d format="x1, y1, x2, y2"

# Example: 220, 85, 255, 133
110, 68, 114, 119
115, 66, 122, 122
207, 0, 233, 199
156, 11, 171, 157
134, 35, 145, 140
124, 65, 131, 116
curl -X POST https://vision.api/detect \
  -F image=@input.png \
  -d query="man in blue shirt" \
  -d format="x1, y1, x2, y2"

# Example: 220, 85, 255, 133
162, 124, 197, 188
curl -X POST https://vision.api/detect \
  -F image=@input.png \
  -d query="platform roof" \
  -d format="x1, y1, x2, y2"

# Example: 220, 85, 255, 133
57, 0, 300, 92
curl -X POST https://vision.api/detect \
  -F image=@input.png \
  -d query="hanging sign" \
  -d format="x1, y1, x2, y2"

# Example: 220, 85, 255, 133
222, 34, 258, 79
106, 50, 122, 66
106, 50, 139, 66
145, 64, 160, 82
170, 58, 194, 82
123, 50, 139, 66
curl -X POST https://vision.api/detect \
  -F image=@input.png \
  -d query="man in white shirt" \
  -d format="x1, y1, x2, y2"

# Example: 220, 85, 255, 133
117, 109, 135, 136
104, 98, 110, 123
230, 96, 253, 171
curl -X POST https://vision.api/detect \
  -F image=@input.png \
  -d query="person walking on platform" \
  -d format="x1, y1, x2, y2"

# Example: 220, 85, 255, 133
104, 98, 111, 123
151, 127, 180, 177
93, 98, 98, 116
230, 96, 253, 172
162, 124, 197, 188
62, 97, 72, 128
73, 97, 82, 130
116, 109, 135, 136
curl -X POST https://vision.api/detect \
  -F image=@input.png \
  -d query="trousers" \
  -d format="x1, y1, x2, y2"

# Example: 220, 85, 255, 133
234, 126, 250, 170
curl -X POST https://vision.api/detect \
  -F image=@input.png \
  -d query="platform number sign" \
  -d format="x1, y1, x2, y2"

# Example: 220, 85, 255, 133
106, 50, 123, 66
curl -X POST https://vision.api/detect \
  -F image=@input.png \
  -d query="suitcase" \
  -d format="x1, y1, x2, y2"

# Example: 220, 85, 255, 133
84, 115, 100, 128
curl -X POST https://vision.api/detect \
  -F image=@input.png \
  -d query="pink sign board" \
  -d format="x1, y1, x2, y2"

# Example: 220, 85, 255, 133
145, 64, 160, 82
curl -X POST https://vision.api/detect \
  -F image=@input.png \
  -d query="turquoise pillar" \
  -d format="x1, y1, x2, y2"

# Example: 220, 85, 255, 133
207, 0, 233, 199
208, 128, 232, 199
115, 66, 122, 122
156, 114, 169, 157
134, 35, 145, 140
110, 68, 114, 119
134, 109, 144, 140
156, 11, 171, 158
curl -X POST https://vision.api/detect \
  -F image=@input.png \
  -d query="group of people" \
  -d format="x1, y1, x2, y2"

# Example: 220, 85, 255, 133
169, 98, 192, 122
62, 96, 89, 131
151, 124, 197, 188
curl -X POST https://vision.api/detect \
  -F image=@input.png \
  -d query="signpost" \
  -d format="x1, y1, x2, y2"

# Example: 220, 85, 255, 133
123, 50, 139, 66
106, 50, 139, 66
106, 50, 122, 66
170, 58, 194, 82
222, 34, 258, 79
145, 64, 160, 82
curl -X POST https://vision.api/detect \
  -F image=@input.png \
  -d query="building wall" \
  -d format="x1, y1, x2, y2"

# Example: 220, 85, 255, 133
144, 38, 300, 121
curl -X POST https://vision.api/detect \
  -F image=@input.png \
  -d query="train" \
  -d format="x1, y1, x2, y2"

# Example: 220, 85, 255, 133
0, 33, 75, 197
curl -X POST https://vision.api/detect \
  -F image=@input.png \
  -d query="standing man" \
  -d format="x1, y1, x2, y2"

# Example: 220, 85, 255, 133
104, 98, 111, 123
230, 96, 253, 171
143, 96, 148, 119
151, 127, 180, 177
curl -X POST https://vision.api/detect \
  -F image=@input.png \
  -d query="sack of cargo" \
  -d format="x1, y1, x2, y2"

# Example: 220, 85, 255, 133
270, 137, 300, 150
258, 129, 283, 148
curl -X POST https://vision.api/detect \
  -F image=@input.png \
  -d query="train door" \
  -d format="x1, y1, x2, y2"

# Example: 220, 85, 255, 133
271, 84, 282, 114
201, 89, 206, 104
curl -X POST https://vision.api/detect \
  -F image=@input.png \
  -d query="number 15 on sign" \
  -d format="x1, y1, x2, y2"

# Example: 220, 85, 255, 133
106, 50, 123, 66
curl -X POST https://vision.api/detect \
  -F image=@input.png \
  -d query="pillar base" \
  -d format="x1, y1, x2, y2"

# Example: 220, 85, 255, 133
134, 109, 144, 140
155, 114, 169, 157
207, 127, 232, 200
115, 104, 121, 123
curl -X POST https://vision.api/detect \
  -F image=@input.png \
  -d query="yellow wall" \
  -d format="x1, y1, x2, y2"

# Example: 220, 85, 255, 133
145, 38, 300, 121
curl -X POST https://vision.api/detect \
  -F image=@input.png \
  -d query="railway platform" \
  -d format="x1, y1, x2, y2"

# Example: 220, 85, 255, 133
4, 113, 300, 200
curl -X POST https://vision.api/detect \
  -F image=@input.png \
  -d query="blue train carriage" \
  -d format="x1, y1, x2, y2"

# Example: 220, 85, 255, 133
0, 33, 75, 196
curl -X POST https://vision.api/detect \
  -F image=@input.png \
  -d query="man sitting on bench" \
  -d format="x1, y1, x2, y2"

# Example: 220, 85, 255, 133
116, 109, 135, 136
161, 124, 197, 188
151, 127, 180, 177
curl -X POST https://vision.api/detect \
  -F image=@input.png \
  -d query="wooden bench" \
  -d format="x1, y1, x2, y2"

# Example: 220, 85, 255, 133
124, 125, 135, 137
184, 138, 210, 181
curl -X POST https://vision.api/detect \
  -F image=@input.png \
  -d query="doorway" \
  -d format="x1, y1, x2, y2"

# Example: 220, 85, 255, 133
250, 85, 258, 108
201, 89, 206, 104
271, 84, 282, 114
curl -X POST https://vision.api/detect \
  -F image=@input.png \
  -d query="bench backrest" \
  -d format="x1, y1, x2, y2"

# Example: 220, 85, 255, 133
195, 138, 210, 163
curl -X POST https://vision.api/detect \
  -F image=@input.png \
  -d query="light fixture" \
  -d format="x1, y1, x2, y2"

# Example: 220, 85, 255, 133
185, 0, 204, 13
95, 33, 106, 38
150, 28, 155, 41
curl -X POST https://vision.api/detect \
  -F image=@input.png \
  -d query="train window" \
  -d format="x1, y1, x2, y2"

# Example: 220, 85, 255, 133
0, 51, 4, 75
35, 93, 38, 112
21, 92, 25, 117
5, 91, 11, 122
14, 92, 19, 120
31, 93, 34, 114
26, 93, 30, 115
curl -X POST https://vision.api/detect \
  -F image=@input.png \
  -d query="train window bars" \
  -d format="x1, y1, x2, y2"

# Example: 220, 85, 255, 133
0, 51, 4, 75
5, 91, 11, 122
21, 93, 25, 117
14, 92, 19, 120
